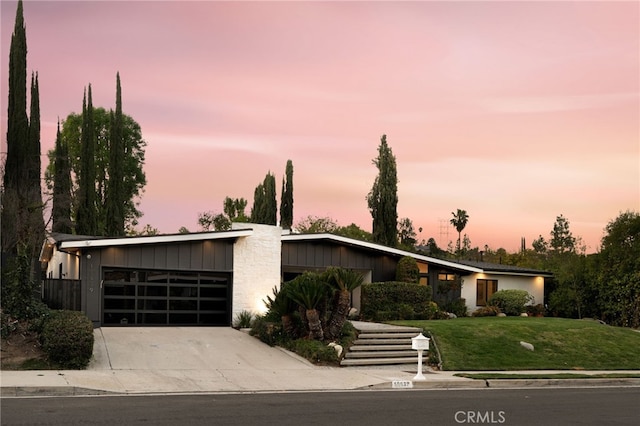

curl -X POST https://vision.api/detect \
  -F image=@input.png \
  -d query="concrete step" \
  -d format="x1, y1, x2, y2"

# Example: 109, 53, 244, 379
340, 357, 424, 366
345, 350, 417, 359
354, 338, 412, 345
349, 344, 412, 351
356, 332, 419, 339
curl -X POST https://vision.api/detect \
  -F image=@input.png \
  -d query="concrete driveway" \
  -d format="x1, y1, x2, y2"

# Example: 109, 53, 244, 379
90, 327, 313, 371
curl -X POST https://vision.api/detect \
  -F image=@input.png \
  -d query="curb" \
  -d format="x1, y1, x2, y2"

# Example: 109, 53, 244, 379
1, 386, 114, 397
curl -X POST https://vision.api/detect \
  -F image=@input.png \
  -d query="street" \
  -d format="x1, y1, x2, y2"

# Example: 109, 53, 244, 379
1, 387, 638, 425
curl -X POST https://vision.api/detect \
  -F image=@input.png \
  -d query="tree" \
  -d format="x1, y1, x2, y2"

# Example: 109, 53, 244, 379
397, 217, 417, 249
250, 172, 277, 225
550, 214, 575, 254
2, 0, 45, 258
279, 160, 294, 230
223, 197, 248, 223
51, 121, 73, 234
367, 134, 398, 247
532, 235, 548, 254
335, 223, 372, 242
294, 215, 339, 234
105, 73, 125, 236
324, 268, 363, 341
450, 209, 469, 258
75, 85, 97, 235
594, 210, 640, 327
47, 104, 147, 236
1, 0, 46, 319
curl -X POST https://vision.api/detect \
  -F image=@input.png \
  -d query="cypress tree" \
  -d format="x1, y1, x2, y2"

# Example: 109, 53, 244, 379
76, 85, 97, 235
279, 160, 293, 229
367, 134, 398, 247
250, 172, 277, 225
52, 120, 73, 234
26, 71, 45, 245
105, 73, 125, 236
2, 0, 29, 254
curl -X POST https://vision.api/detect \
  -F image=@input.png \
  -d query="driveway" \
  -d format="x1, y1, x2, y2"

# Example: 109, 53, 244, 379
89, 327, 313, 371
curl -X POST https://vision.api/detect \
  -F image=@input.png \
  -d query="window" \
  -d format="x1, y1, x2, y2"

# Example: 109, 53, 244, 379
476, 279, 498, 306
438, 273, 456, 281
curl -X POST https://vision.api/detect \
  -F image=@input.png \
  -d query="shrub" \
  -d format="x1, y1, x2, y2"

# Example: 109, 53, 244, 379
232, 310, 254, 329
40, 310, 94, 369
395, 256, 420, 283
249, 315, 282, 346
442, 298, 468, 317
488, 290, 533, 316
282, 339, 338, 365
472, 306, 501, 317
361, 281, 432, 321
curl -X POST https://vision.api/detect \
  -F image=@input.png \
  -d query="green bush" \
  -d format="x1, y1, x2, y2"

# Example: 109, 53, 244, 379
395, 256, 420, 283
488, 290, 533, 316
472, 306, 501, 317
232, 310, 254, 329
283, 339, 338, 365
442, 298, 468, 317
40, 310, 94, 369
361, 282, 432, 321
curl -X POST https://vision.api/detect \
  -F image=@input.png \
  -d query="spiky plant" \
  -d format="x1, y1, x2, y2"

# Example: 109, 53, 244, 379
287, 273, 328, 340
324, 267, 364, 341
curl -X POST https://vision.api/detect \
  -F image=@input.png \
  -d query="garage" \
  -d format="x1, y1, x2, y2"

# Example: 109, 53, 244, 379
102, 268, 231, 326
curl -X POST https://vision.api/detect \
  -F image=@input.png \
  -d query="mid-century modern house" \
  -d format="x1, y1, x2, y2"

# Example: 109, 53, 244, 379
40, 223, 552, 327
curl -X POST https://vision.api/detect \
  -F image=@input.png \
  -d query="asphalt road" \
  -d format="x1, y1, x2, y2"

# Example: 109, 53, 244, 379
1, 387, 638, 425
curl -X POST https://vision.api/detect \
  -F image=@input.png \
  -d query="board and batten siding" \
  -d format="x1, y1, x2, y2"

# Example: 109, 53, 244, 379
80, 240, 235, 325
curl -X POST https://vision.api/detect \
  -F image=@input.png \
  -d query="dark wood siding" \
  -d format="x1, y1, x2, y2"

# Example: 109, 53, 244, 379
282, 240, 398, 281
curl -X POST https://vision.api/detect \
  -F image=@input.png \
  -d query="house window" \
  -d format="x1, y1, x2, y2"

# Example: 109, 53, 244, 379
438, 273, 456, 281
476, 279, 498, 306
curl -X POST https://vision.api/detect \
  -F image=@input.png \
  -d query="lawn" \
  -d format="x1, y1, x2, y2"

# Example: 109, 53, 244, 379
392, 317, 640, 371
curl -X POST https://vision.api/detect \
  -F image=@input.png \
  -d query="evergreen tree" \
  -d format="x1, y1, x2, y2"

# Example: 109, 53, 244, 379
26, 71, 45, 242
2, 0, 29, 255
367, 134, 398, 247
52, 121, 73, 234
279, 159, 294, 229
105, 73, 125, 236
75, 85, 98, 235
250, 172, 277, 225
550, 214, 575, 254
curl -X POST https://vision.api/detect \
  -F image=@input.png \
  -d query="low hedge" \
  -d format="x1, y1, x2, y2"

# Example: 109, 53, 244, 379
361, 281, 433, 321
40, 310, 94, 369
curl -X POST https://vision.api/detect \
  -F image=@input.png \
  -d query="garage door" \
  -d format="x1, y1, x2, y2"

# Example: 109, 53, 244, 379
102, 268, 231, 326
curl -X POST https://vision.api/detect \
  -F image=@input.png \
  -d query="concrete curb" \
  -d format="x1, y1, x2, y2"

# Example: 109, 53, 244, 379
0, 386, 114, 397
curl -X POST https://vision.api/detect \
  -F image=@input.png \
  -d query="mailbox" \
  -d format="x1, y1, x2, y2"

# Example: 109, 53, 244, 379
412, 333, 430, 351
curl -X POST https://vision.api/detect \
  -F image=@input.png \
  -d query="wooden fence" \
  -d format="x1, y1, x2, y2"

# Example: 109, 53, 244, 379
42, 279, 82, 311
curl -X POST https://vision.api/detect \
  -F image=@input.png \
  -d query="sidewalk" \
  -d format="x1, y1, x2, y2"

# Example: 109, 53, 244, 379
1, 326, 639, 397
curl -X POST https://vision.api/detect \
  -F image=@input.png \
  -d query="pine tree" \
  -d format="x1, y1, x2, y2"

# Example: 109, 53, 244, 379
279, 160, 294, 229
367, 134, 398, 247
52, 120, 73, 234
76, 85, 97, 235
105, 73, 125, 236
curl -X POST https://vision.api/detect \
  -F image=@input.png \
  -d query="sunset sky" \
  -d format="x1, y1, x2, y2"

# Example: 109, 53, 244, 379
1, 0, 638, 253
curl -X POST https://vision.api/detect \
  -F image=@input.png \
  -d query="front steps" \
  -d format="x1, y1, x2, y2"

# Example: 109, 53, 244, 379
341, 324, 425, 367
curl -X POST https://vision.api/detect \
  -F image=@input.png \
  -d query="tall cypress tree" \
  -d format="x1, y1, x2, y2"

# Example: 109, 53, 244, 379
105, 72, 125, 236
279, 160, 293, 230
26, 71, 45, 245
250, 172, 277, 225
2, 0, 29, 254
367, 134, 398, 247
76, 85, 97, 235
52, 120, 73, 234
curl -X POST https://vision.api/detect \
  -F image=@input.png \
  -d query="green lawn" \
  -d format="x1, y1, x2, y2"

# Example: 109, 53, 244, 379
392, 317, 640, 371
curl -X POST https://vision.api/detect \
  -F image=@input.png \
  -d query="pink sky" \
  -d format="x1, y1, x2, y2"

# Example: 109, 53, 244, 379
1, 0, 638, 253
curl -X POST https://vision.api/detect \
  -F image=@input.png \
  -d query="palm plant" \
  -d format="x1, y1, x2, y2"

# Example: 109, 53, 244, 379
450, 209, 469, 258
286, 272, 328, 340
324, 267, 364, 341
263, 285, 297, 337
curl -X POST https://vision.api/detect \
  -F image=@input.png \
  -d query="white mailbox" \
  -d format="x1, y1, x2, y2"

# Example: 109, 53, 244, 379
411, 333, 430, 381
412, 333, 430, 351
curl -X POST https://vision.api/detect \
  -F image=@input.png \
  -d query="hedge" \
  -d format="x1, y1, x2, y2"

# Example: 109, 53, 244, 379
361, 281, 433, 321
41, 310, 94, 369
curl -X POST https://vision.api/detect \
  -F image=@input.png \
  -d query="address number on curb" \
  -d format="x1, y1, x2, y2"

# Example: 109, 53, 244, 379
392, 380, 413, 389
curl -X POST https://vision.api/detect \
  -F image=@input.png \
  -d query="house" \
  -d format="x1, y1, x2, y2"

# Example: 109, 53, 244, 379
40, 223, 551, 326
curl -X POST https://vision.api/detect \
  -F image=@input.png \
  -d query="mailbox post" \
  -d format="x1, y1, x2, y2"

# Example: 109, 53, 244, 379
411, 333, 430, 381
